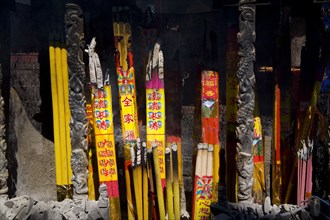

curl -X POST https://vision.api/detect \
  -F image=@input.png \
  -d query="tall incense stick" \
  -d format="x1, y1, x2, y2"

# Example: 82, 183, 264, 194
153, 142, 165, 219
147, 147, 157, 219
86, 38, 121, 219
50, 28, 73, 199
172, 143, 180, 220
136, 139, 143, 219
192, 143, 204, 219
142, 141, 149, 219
113, 6, 139, 219
207, 144, 214, 190
165, 147, 174, 220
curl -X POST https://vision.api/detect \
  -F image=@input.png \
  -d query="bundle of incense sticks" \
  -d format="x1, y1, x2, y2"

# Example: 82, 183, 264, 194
146, 42, 166, 190
297, 139, 313, 205
86, 103, 96, 200
225, 26, 239, 203
142, 141, 149, 220
273, 84, 282, 204
192, 143, 214, 219
49, 26, 72, 200
252, 113, 266, 204
86, 37, 121, 219
171, 143, 181, 220
152, 142, 166, 219
113, 6, 140, 219
165, 147, 174, 220
123, 142, 134, 217
285, 65, 324, 203
167, 136, 189, 219
201, 71, 220, 205
130, 140, 142, 219
146, 41, 166, 220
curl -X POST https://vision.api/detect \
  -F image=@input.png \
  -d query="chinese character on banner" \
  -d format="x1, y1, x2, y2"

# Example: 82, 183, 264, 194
95, 110, 109, 120
98, 148, 113, 157
148, 101, 161, 110
122, 96, 132, 107
96, 120, 110, 130
100, 168, 115, 177
124, 114, 134, 124
97, 139, 112, 148
125, 130, 135, 141
95, 99, 107, 109
149, 121, 161, 130
96, 90, 105, 99
148, 112, 162, 120
148, 91, 161, 101
205, 90, 215, 97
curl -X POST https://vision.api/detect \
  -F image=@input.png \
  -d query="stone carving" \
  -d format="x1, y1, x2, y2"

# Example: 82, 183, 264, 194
0, 64, 8, 200
10, 54, 42, 132
9, 87, 56, 201
64, 3, 88, 204
236, 0, 256, 203
211, 196, 322, 219
71, 149, 88, 195
0, 193, 110, 219
85, 37, 103, 89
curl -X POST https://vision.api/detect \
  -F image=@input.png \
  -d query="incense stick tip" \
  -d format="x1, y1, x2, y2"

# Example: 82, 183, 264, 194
197, 143, 204, 150
180, 210, 190, 219
172, 143, 178, 151
203, 143, 209, 149
151, 142, 157, 148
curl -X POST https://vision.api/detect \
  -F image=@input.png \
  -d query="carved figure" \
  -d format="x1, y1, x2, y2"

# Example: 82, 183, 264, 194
85, 37, 103, 89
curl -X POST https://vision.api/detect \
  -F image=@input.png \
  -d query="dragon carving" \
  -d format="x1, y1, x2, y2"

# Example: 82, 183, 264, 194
236, 0, 256, 203
65, 3, 88, 204
0, 65, 8, 200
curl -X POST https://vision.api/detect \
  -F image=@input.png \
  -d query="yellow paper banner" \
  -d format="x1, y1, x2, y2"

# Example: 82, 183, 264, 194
92, 86, 118, 183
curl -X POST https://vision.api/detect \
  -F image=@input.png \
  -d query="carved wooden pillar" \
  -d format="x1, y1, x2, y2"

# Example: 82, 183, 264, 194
65, 3, 89, 204
0, 64, 8, 200
236, 0, 256, 203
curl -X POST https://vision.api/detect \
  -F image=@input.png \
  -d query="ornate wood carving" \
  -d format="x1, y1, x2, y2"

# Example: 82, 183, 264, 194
0, 64, 8, 199
64, 3, 88, 203
236, 0, 256, 203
